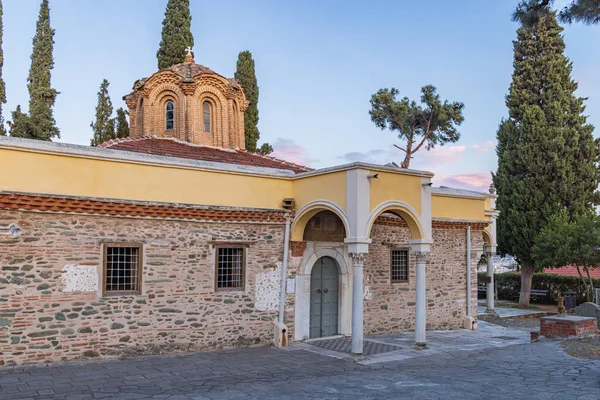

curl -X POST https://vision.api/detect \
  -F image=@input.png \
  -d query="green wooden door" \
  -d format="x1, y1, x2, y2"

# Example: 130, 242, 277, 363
309, 256, 339, 338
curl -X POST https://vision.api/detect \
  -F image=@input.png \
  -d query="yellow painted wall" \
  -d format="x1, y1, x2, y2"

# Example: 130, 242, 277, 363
0, 149, 293, 209
292, 171, 347, 212
432, 195, 486, 221
369, 172, 422, 215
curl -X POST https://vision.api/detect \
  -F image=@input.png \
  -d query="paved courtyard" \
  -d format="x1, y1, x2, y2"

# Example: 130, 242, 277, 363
0, 321, 598, 400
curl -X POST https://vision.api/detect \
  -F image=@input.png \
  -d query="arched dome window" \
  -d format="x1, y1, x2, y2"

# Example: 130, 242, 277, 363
203, 102, 212, 133
165, 101, 174, 130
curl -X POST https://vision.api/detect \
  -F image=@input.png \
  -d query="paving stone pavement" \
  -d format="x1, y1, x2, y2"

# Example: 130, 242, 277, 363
0, 326, 599, 399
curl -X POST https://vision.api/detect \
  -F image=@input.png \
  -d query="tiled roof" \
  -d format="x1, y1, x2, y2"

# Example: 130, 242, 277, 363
98, 136, 312, 174
0, 192, 289, 223
544, 266, 600, 279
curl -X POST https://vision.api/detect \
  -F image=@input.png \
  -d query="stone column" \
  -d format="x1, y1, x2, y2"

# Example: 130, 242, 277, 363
485, 244, 496, 313
414, 251, 428, 348
350, 252, 366, 355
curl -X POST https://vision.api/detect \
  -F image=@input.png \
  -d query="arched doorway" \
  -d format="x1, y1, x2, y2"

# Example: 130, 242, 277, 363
310, 256, 340, 338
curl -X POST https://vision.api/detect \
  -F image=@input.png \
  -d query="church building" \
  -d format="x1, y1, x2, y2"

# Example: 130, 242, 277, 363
0, 51, 497, 366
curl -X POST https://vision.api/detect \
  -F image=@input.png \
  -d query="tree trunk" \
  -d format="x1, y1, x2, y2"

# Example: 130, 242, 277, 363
519, 262, 535, 309
401, 152, 412, 169
575, 266, 592, 302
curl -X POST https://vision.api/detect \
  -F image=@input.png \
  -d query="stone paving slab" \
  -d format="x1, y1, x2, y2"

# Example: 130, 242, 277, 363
1, 323, 599, 399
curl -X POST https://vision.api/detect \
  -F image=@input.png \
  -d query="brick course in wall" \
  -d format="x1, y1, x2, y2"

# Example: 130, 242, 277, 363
0, 207, 485, 366
0, 210, 288, 366
363, 221, 483, 335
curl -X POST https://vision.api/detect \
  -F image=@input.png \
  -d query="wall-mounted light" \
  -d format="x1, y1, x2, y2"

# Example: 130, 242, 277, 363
422, 182, 433, 187
0, 224, 22, 238
367, 174, 379, 179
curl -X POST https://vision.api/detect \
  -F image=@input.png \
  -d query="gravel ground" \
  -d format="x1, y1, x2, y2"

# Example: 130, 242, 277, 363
560, 336, 600, 360
479, 315, 541, 329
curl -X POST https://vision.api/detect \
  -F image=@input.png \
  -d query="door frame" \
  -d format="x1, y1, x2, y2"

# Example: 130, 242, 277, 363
309, 256, 340, 338
294, 243, 352, 341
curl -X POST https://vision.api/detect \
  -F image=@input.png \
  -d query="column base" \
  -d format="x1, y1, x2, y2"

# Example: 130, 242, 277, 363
412, 342, 428, 350
485, 308, 498, 316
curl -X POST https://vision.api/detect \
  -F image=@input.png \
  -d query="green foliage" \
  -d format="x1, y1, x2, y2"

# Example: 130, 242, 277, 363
258, 142, 273, 155
90, 79, 115, 147
8, 105, 36, 139
157, 0, 193, 70
478, 272, 600, 305
13, 0, 59, 141
513, 0, 600, 27
493, 13, 599, 267
369, 85, 464, 168
115, 107, 129, 139
0, 0, 6, 136
235, 50, 271, 153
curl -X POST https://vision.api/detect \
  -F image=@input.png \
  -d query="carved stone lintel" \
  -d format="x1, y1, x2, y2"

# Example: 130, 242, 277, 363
413, 251, 428, 263
350, 253, 366, 266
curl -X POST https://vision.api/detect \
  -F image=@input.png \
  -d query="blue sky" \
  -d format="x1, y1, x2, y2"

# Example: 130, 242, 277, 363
4, 1, 600, 191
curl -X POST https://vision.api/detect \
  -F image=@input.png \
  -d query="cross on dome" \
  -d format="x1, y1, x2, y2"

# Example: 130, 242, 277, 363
185, 46, 193, 57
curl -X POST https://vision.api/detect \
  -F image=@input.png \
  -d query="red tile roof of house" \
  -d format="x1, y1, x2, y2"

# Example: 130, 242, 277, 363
98, 136, 312, 174
544, 265, 600, 278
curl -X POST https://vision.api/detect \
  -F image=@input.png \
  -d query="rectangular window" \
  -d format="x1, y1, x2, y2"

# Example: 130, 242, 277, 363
216, 246, 245, 290
103, 243, 142, 295
391, 249, 409, 283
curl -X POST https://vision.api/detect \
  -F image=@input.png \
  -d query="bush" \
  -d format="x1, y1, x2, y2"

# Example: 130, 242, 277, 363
477, 272, 600, 305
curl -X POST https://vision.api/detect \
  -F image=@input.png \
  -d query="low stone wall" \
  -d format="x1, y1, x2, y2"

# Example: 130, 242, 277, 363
0, 210, 287, 366
363, 220, 483, 335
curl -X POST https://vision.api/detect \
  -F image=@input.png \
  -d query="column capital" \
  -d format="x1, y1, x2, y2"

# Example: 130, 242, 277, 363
409, 239, 432, 254
350, 252, 367, 266
413, 251, 428, 263
484, 243, 497, 256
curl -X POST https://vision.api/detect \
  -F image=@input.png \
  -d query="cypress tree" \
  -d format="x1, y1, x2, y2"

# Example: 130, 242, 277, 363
156, 0, 193, 70
12, 0, 59, 140
90, 79, 115, 147
0, 0, 6, 136
235, 50, 271, 154
115, 107, 129, 139
493, 13, 600, 308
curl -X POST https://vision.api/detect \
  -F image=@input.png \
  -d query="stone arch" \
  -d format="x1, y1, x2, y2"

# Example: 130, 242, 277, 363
148, 83, 186, 139
291, 200, 351, 242
366, 200, 425, 240
194, 85, 228, 147
483, 229, 493, 245
230, 99, 243, 149
294, 246, 352, 340
135, 96, 145, 136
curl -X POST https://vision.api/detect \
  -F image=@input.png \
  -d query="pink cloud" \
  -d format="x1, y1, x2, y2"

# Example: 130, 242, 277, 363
271, 138, 317, 167
436, 172, 492, 192
471, 141, 495, 153
414, 145, 466, 168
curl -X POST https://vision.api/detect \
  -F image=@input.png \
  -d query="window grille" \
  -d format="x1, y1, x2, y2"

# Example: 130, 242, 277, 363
391, 249, 409, 282
104, 244, 142, 295
216, 247, 245, 290
203, 102, 212, 133
165, 101, 174, 130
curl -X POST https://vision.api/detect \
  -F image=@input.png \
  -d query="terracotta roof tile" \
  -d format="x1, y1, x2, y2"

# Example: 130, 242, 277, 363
98, 136, 312, 174
544, 265, 600, 278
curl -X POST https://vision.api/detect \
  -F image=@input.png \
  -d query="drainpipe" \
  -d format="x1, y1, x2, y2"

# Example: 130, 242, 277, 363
466, 226, 472, 318
278, 220, 291, 324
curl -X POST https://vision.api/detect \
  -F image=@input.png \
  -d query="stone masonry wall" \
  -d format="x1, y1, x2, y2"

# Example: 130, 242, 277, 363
363, 222, 483, 335
0, 210, 287, 366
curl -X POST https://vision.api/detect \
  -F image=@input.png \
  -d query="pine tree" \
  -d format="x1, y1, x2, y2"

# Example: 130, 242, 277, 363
90, 79, 115, 147
16, 0, 59, 141
513, 0, 600, 27
493, 13, 600, 308
115, 107, 129, 139
0, 0, 7, 136
235, 50, 271, 153
156, 0, 193, 70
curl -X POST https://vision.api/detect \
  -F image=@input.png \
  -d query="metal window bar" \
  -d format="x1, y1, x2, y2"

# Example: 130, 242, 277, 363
105, 246, 140, 293
217, 247, 244, 289
391, 250, 408, 282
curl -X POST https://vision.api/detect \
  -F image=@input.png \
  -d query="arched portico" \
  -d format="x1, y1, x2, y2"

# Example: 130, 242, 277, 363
291, 200, 351, 242
365, 200, 426, 240
294, 247, 352, 341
